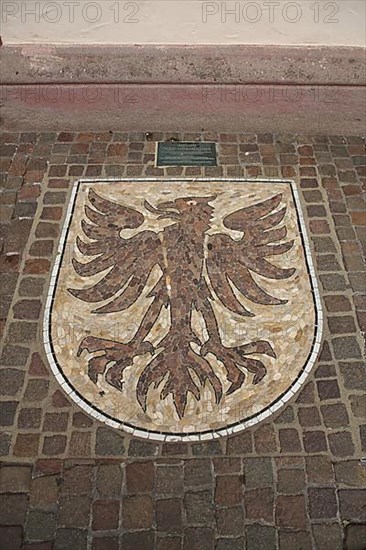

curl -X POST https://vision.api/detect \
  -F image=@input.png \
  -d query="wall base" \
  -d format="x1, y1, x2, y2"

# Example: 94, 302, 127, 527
1, 45, 365, 134
1, 83, 364, 134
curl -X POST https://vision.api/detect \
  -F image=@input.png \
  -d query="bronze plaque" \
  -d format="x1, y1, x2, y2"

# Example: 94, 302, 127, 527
157, 142, 217, 166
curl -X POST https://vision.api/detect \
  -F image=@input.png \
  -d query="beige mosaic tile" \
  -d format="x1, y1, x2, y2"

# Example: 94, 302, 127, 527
44, 179, 321, 439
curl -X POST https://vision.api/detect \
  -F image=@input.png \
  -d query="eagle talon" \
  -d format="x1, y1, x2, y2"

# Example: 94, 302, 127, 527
252, 368, 266, 385
78, 336, 156, 390
201, 338, 269, 391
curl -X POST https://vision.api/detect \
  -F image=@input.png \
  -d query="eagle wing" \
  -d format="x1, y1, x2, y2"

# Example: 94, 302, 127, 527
207, 193, 295, 315
68, 188, 163, 313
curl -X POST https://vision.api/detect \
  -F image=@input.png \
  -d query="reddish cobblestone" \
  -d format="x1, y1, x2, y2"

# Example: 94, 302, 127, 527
279, 428, 302, 452
276, 495, 307, 530
13, 434, 40, 457
277, 468, 305, 494
308, 487, 338, 519
244, 488, 274, 522
215, 475, 243, 506
126, 461, 154, 494
185, 459, 213, 485
42, 435, 67, 456
92, 500, 120, 531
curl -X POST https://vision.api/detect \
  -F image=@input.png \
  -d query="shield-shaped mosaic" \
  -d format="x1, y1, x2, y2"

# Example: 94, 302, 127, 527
44, 178, 322, 441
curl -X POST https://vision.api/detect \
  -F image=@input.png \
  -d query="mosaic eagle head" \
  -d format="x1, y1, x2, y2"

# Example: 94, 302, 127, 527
144, 195, 217, 229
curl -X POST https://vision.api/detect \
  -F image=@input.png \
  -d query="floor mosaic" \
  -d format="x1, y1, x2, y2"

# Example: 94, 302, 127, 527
47, 179, 320, 439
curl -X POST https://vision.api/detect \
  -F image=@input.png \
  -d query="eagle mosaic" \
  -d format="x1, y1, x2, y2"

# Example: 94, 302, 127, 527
45, 180, 320, 439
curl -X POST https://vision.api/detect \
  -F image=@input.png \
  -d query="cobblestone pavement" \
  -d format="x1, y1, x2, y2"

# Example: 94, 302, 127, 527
0, 131, 365, 550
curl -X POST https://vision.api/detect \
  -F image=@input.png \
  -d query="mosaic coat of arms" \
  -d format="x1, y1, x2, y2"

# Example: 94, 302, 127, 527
44, 179, 321, 440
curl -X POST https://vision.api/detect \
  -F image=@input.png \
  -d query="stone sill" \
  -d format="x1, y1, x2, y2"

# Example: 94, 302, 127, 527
1, 44, 365, 86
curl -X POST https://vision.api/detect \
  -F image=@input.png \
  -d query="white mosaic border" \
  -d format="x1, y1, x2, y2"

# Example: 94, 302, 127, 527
43, 177, 323, 442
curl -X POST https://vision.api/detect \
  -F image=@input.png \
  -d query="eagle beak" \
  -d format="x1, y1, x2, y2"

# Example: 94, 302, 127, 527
156, 200, 178, 211
144, 200, 180, 220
